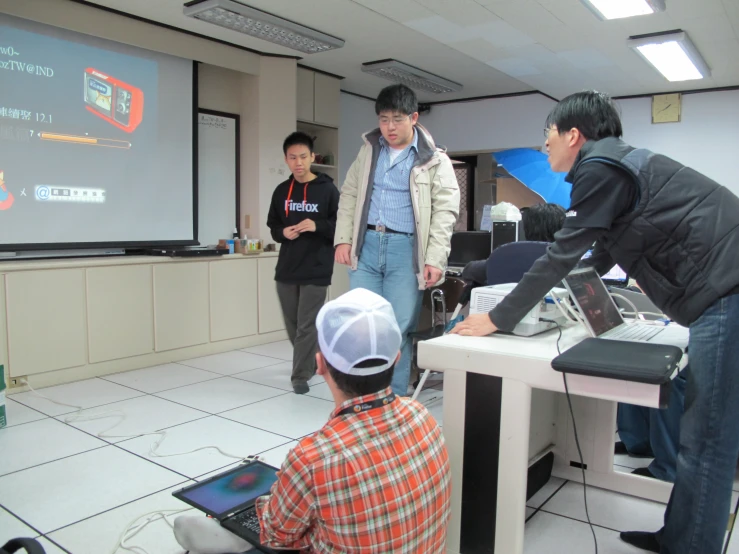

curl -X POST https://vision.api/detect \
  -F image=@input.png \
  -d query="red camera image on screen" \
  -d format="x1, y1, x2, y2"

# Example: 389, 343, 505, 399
84, 68, 144, 133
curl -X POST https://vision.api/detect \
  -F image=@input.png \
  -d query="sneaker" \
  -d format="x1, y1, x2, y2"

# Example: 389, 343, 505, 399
293, 381, 309, 395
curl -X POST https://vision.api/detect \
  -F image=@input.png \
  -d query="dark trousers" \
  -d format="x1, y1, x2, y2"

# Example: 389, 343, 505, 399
275, 282, 327, 384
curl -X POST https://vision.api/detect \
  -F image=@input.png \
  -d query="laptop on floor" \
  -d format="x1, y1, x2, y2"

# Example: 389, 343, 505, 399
563, 267, 689, 349
172, 461, 299, 554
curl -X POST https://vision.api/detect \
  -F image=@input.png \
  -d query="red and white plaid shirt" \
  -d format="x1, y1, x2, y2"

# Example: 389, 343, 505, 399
255, 387, 451, 553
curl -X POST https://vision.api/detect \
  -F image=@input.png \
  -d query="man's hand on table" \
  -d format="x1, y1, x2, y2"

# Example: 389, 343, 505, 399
450, 313, 498, 337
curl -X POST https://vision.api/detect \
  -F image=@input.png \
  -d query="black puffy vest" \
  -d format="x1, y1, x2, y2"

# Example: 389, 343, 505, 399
576, 138, 739, 326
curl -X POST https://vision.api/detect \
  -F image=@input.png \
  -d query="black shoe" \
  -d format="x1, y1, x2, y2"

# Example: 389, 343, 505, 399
292, 381, 309, 395
632, 467, 656, 479
620, 531, 661, 552
615, 441, 629, 455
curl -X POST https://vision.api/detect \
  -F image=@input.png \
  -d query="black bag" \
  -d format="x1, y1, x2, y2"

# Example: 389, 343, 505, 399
0, 538, 46, 554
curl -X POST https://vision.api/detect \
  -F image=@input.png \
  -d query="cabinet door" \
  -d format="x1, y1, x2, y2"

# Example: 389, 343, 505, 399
257, 258, 285, 334
296, 67, 315, 122
87, 265, 154, 363
313, 73, 340, 127
6, 269, 87, 375
154, 262, 209, 351
210, 259, 258, 341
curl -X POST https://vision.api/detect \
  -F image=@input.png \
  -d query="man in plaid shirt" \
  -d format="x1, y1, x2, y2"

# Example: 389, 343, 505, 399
255, 288, 451, 553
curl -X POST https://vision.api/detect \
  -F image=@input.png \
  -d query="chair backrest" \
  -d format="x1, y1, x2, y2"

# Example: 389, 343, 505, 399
486, 241, 549, 286
422, 276, 467, 312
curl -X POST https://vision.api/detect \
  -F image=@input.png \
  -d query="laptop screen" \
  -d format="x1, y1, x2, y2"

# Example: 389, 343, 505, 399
448, 231, 492, 267
177, 462, 278, 518
581, 250, 628, 285
564, 268, 624, 336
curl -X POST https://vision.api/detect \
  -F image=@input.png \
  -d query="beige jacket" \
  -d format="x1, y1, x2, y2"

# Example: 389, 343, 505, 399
335, 124, 460, 289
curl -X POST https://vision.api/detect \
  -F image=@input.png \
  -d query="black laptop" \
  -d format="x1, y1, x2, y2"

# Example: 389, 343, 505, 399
172, 461, 299, 554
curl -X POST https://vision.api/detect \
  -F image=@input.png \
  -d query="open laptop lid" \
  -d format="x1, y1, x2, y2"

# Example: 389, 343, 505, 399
581, 250, 628, 287
173, 461, 279, 520
563, 267, 626, 337
448, 231, 492, 267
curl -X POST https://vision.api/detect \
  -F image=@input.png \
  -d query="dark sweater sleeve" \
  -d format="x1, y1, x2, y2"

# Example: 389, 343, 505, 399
315, 186, 339, 241
580, 240, 616, 276
488, 227, 603, 332
267, 189, 286, 244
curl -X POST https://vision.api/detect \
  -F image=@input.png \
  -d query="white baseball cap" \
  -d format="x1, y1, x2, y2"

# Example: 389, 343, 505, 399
316, 288, 402, 376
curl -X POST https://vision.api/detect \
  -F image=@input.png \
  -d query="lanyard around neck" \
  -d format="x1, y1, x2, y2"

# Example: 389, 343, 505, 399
335, 393, 396, 417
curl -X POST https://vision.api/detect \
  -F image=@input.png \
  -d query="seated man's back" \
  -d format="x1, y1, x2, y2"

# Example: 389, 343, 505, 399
256, 289, 451, 553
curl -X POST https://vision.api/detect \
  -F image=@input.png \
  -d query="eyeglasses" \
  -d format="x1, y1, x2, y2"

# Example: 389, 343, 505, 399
379, 115, 411, 126
543, 126, 562, 139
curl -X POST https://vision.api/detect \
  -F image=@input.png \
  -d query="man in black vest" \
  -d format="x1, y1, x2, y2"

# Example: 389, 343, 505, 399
452, 90, 739, 554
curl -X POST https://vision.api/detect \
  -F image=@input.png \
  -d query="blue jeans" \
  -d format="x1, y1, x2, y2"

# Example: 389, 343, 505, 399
655, 294, 739, 554
617, 369, 688, 482
349, 230, 424, 396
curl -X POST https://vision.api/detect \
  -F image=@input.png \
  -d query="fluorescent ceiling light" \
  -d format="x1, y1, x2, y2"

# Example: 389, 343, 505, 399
581, 0, 665, 20
361, 60, 463, 94
183, 0, 344, 54
628, 30, 710, 81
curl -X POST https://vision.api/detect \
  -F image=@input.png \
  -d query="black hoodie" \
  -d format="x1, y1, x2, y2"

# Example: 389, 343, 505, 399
266, 173, 340, 286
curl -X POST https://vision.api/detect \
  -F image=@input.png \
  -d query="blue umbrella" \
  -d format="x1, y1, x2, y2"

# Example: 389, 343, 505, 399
493, 148, 571, 209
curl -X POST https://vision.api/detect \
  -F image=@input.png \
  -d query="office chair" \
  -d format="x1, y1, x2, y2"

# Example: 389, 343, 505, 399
486, 241, 549, 286
1, 538, 46, 554
410, 276, 466, 400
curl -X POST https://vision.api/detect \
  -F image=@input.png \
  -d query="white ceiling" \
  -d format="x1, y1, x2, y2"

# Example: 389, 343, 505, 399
85, 0, 739, 101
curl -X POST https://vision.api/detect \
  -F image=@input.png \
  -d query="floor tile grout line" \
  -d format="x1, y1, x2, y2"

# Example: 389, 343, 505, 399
189, 438, 297, 481
98, 373, 231, 396
42, 479, 193, 538
0, 444, 110, 480
0, 501, 46, 539
227, 375, 327, 394
213, 414, 303, 442
109, 441, 197, 483
536, 508, 624, 534
175, 357, 288, 373
39, 534, 73, 554
526, 479, 569, 517
9, 389, 149, 419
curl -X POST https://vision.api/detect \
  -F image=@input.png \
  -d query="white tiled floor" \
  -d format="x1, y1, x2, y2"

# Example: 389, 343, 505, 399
3, 340, 739, 554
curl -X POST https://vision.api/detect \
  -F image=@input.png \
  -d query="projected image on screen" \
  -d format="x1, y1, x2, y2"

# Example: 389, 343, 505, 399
0, 14, 194, 246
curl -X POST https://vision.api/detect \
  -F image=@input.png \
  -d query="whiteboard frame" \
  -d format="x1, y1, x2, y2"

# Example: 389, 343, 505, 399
197, 108, 240, 243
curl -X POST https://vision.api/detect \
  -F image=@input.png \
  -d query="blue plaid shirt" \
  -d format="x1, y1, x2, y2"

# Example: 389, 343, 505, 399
367, 130, 419, 234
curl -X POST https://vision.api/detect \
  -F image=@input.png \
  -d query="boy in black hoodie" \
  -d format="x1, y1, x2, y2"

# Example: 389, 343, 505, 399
267, 132, 340, 394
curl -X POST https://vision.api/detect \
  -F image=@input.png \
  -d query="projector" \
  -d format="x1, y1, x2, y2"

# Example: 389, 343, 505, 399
470, 283, 569, 336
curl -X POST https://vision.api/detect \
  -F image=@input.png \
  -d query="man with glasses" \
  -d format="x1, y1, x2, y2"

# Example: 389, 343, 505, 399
335, 84, 460, 397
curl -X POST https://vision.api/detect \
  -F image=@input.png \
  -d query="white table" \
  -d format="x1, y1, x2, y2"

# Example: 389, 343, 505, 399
418, 324, 676, 554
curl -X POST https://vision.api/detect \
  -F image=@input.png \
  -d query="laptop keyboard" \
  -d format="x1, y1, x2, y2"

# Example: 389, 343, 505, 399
607, 324, 663, 342
230, 506, 261, 535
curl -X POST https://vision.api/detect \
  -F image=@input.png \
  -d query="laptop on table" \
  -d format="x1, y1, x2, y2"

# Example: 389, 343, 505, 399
173, 461, 299, 554
563, 267, 689, 349
446, 231, 491, 274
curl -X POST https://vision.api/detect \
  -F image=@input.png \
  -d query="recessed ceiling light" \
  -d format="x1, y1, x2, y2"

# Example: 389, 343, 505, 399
183, 0, 344, 54
628, 30, 710, 82
361, 59, 462, 94
581, 0, 665, 20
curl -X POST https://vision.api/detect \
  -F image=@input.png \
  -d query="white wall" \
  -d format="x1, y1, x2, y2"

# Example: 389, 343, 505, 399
617, 90, 739, 195
420, 94, 556, 154
339, 93, 378, 187
418, 90, 739, 197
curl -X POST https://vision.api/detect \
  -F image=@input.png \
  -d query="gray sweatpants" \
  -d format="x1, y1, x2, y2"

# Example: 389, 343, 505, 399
275, 282, 327, 384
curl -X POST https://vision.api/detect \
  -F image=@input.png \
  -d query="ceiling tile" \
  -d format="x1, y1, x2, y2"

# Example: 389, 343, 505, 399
404, 15, 471, 44
413, 0, 502, 26
486, 57, 543, 76
683, 17, 737, 45
485, 0, 565, 30
450, 38, 507, 61
557, 48, 615, 69
617, 11, 677, 37
351, 0, 436, 24
667, 0, 727, 19
471, 20, 538, 48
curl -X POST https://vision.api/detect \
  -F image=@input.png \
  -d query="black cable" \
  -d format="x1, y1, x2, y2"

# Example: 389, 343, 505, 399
542, 318, 599, 554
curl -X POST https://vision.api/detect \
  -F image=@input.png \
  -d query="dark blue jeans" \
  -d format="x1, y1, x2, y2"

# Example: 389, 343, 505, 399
617, 369, 688, 482
657, 294, 739, 554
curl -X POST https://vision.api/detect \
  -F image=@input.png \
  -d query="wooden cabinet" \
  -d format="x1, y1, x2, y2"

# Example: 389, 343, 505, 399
5, 269, 87, 376
296, 67, 315, 122
314, 72, 340, 128
154, 262, 210, 352
257, 257, 285, 334
210, 259, 258, 341
87, 265, 154, 363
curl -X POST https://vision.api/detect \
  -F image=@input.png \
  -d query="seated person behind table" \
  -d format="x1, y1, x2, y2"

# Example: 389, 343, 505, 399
461, 203, 566, 285
174, 288, 452, 554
